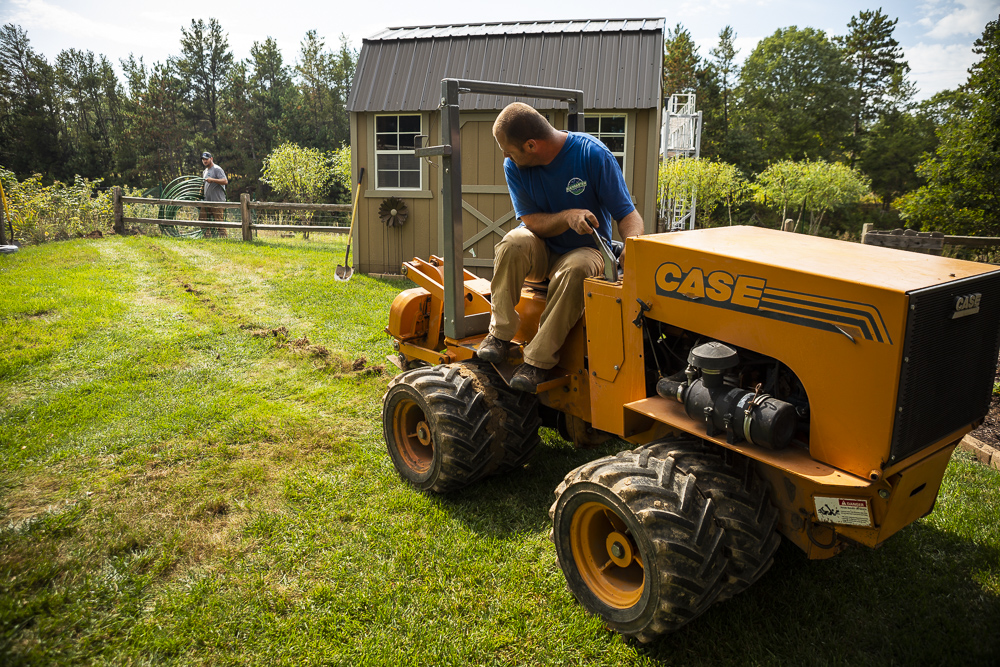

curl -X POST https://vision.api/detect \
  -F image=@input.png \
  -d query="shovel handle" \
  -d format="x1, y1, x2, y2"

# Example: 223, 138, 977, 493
344, 168, 365, 266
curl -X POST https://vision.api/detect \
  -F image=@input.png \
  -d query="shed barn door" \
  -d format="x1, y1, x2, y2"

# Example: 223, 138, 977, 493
458, 114, 517, 279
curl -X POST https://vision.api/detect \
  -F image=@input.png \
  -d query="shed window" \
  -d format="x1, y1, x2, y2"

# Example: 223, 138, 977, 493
585, 115, 626, 172
376, 114, 421, 189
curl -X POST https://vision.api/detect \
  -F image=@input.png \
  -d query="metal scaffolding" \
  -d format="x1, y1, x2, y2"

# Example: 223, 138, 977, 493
659, 93, 702, 231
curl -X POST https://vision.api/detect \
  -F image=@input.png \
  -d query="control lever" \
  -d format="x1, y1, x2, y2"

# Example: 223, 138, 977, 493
591, 228, 618, 282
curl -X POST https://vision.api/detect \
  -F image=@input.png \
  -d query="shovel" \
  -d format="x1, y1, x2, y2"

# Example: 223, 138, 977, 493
335, 167, 365, 281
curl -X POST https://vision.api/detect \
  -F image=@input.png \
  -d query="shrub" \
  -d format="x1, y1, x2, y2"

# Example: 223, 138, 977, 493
0, 167, 143, 245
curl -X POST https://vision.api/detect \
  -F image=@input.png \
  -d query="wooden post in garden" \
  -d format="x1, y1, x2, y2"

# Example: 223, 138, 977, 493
241, 193, 252, 242
113, 186, 124, 235
862, 223, 873, 245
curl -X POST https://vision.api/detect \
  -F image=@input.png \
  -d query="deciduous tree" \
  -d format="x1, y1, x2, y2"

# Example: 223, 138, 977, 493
261, 142, 334, 204
734, 27, 854, 170
752, 160, 804, 224
895, 17, 1000, 235
659, 157, 750, 226
798, 160, 870, 234
753, 160, 869, 233
858, 109, 935, 209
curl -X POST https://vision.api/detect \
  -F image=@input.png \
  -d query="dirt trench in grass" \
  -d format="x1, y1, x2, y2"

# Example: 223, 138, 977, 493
147, 240, 384, 377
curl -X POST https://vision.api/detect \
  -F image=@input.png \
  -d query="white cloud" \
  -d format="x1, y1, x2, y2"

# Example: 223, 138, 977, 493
925, 0, 997, 39
908, 41, 979, 97
2, 0, 170, 53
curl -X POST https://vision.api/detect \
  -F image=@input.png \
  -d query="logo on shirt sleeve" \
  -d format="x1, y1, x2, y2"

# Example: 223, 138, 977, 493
566, 177, 587, 195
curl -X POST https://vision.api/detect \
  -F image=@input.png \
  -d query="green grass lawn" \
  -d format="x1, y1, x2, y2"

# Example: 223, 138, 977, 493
1, 236, 998, 666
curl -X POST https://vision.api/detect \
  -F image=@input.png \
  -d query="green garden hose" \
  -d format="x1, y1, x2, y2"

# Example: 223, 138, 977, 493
157, 176, 208, 238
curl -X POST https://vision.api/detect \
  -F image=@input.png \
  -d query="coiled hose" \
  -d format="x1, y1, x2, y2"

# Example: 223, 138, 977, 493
157, 176, 211, 238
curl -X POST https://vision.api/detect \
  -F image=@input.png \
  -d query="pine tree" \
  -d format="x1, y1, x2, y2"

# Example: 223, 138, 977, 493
837, 9, 913, 160
709, 26, 739, 136
663, 24, 700, 98
0, 24, 63, 178
176, 18, 233, 134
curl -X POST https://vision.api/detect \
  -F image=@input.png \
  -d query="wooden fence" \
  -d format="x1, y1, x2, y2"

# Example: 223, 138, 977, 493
111, 187, 351, 241
776, 219, 1000, 257
860, 223, 1000, 256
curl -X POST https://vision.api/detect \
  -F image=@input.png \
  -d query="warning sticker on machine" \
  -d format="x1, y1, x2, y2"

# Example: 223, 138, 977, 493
814, 497, 872, 527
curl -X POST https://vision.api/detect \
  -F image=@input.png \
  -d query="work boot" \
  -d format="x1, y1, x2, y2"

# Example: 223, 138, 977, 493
510, 362, 548, 393
476, 334, 511, 363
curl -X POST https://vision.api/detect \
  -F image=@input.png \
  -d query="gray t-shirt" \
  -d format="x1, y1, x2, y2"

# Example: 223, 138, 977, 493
203, 164, 227, 202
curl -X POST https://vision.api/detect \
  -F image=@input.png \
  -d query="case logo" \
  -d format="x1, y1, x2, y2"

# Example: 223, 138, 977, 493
952, 293, 981, 319
654, 263, 765, 308
566, 177, 587, 195
653, 261, 892, 344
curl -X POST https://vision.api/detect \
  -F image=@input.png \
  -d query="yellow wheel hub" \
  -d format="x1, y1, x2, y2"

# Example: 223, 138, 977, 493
393, 399, 433, 473
570, 501, 644, 609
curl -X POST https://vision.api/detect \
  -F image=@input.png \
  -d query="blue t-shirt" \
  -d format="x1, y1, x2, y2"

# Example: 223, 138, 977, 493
504, 132, 635, 255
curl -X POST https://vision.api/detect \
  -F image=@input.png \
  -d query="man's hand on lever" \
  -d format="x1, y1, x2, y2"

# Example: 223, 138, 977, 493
565, 209, 600, 235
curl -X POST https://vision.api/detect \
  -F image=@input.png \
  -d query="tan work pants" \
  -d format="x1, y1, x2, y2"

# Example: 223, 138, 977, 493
489, 226, 604, 369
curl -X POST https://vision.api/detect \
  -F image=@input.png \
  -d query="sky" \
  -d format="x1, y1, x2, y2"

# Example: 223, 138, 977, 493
1, 0, 997, 100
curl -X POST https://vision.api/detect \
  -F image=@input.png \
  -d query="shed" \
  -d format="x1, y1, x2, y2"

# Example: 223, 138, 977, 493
346, 18, 665, 276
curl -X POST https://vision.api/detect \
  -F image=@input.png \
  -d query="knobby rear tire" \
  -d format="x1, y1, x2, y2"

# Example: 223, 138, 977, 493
463, 360, 541, 473
383, 364, 497, 493
383, 362, 544, 493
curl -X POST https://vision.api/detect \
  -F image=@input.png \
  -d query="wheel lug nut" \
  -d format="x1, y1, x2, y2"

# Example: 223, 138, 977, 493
611, 542, 624, 559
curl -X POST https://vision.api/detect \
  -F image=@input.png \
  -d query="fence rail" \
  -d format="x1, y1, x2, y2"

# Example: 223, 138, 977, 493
122, 196, 242, 209
113, 188, 352, 240
861, 224, 1000, 255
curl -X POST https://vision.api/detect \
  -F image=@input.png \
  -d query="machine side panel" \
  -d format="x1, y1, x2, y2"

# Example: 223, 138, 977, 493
586, 278, 646, 436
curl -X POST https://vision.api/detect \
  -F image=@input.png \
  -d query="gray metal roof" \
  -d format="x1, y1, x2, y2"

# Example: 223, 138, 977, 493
347, 19, 665, 113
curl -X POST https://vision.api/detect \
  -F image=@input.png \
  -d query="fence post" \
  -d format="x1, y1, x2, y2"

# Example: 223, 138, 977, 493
241, 193, 251, 242
862, 223, 873, 245
113, 186, 123, 235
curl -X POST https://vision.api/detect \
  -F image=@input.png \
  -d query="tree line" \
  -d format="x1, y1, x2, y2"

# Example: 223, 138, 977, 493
1, 12, 997, 237
664, 10, 1000, 236
0, 19, 356, 202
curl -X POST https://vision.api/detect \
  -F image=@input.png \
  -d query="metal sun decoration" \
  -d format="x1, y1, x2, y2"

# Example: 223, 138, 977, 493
378, 197, 408, 228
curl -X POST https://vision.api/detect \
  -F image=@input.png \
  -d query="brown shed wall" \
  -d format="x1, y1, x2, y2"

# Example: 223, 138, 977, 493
352, 107, 659, 277
352, 111, 441, 275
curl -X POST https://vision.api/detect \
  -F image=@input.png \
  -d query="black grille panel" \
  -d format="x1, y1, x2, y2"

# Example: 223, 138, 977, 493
891, 271, 1000, 464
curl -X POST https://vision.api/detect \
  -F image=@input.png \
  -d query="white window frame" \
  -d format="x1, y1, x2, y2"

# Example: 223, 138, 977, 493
374, 113, 423, 191
584, 114, 627, 177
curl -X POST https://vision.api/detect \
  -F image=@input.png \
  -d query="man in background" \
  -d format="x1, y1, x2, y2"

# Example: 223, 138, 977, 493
200, 151, 228, 238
